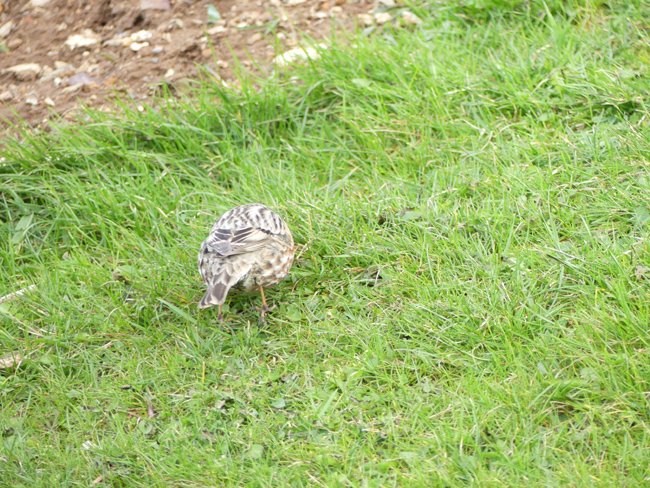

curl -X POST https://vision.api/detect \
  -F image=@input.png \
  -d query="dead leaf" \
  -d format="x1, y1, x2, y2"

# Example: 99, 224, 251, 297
0, 352, 23, 369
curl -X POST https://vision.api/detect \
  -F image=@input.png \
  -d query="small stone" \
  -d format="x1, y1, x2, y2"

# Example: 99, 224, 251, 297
164, 68, 175, 78
81, 440, 95, 451
54, 76, 63, 87
357, 13, 373, 26
4, 63, 42, 81
284, 0, 306, 4
374, 12, 392, 25
40, 65, 53, 78
68, 72, 98, 87
65, 30, 99, 50
151, 45, 164, 54
207, 25, 226, 36
248, 32, 263, 45
44, 97, 55, 106
166, 18, 184, 31
0, 352, 23, 369
0, 20, 13, 38
61, 84, 82, 94
0, 90, 13, 102
31, 0, 52, 5
273, 45, 325, 67
7, 38, 23, 49
25, 95, 38, 106
378, 0, 396, 7
104, 37, 125, 47
401, 10, 422, 25
130, 41, 150, 51
131, 30, 153, 42
140, 0, 170, 10
54, 61, 74, 71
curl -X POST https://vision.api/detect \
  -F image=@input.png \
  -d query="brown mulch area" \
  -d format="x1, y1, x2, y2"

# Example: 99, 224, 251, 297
0, 0, 376, 129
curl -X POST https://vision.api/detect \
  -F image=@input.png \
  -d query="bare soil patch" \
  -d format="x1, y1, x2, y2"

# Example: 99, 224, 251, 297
0, 0, 373, 129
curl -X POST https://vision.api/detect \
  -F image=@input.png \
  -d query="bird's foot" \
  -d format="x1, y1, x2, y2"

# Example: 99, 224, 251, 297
217, 305, 223, 323
255, 304, 276, 324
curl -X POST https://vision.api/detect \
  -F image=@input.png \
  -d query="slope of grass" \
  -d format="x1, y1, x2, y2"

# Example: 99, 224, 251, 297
1, 1, 649, 485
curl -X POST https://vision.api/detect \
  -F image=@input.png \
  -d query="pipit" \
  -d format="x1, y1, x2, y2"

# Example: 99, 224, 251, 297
198, 204, 295, 322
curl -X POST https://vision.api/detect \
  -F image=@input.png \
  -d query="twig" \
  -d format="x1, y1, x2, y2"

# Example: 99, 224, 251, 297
0, 284, 37, 305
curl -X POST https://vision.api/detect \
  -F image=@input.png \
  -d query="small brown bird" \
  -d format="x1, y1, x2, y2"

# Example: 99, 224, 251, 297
198, 204, 295, 322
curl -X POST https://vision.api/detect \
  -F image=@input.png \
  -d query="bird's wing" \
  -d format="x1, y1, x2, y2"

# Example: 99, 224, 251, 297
203, 226, 275, 257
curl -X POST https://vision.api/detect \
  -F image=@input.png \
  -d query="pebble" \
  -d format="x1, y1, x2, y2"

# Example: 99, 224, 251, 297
357, 14, 373, 26
273, 45, 325, 67
207, 25, 226, 36
54, 61, 74, 71
166, 19, 184, 31
61, 84, 82, 94
374, 12, 392, 25
130, 41, 150, 52
131, 30, 153, 42
248, 32, 263, 45
104, 34, 131, 47
25, 95, 39, 106
401, 10, 422, 25
0, 91, 13, 102
7, 38, 23, 49
140, 0, 171, 10
65, 30, 99, 50
4, 63, 42, 81
68, 72, 97, 86
44, 97, 55, 106
0, 20, 13, 38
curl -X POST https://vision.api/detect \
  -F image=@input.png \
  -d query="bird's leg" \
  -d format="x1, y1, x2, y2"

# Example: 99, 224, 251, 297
257, 286, 270, 323
217, 304, 223, 322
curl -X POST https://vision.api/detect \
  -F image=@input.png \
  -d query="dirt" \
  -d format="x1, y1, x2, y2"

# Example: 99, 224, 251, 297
0, 0, 375, 130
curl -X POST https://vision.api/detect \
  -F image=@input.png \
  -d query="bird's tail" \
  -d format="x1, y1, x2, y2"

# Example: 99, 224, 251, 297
198, 264, 251, 309
199, 281, 229, 309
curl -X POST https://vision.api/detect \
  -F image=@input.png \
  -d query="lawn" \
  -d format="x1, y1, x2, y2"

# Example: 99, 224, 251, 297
1, 0, 649, 485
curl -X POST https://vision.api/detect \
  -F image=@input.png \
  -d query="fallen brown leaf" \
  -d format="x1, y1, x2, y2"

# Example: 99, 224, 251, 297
0, 352, 23, 369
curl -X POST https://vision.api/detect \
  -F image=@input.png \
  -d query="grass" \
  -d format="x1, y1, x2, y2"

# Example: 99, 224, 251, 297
1, 0, 649, 485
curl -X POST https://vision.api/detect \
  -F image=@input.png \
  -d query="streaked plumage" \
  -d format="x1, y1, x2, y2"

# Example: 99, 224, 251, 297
198, 204, 295, 322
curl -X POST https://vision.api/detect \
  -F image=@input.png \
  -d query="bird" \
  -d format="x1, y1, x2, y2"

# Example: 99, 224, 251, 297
198, 204, 295, 323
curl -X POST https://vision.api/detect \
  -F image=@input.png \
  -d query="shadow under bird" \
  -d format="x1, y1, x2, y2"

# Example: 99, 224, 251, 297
198, 204, 295, 322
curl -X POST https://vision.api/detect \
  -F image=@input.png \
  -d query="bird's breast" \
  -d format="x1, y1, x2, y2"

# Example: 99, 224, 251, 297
240, 247, 295, 290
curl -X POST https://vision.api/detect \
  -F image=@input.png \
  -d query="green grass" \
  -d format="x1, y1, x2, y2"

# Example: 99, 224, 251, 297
1, 0, 649, 485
